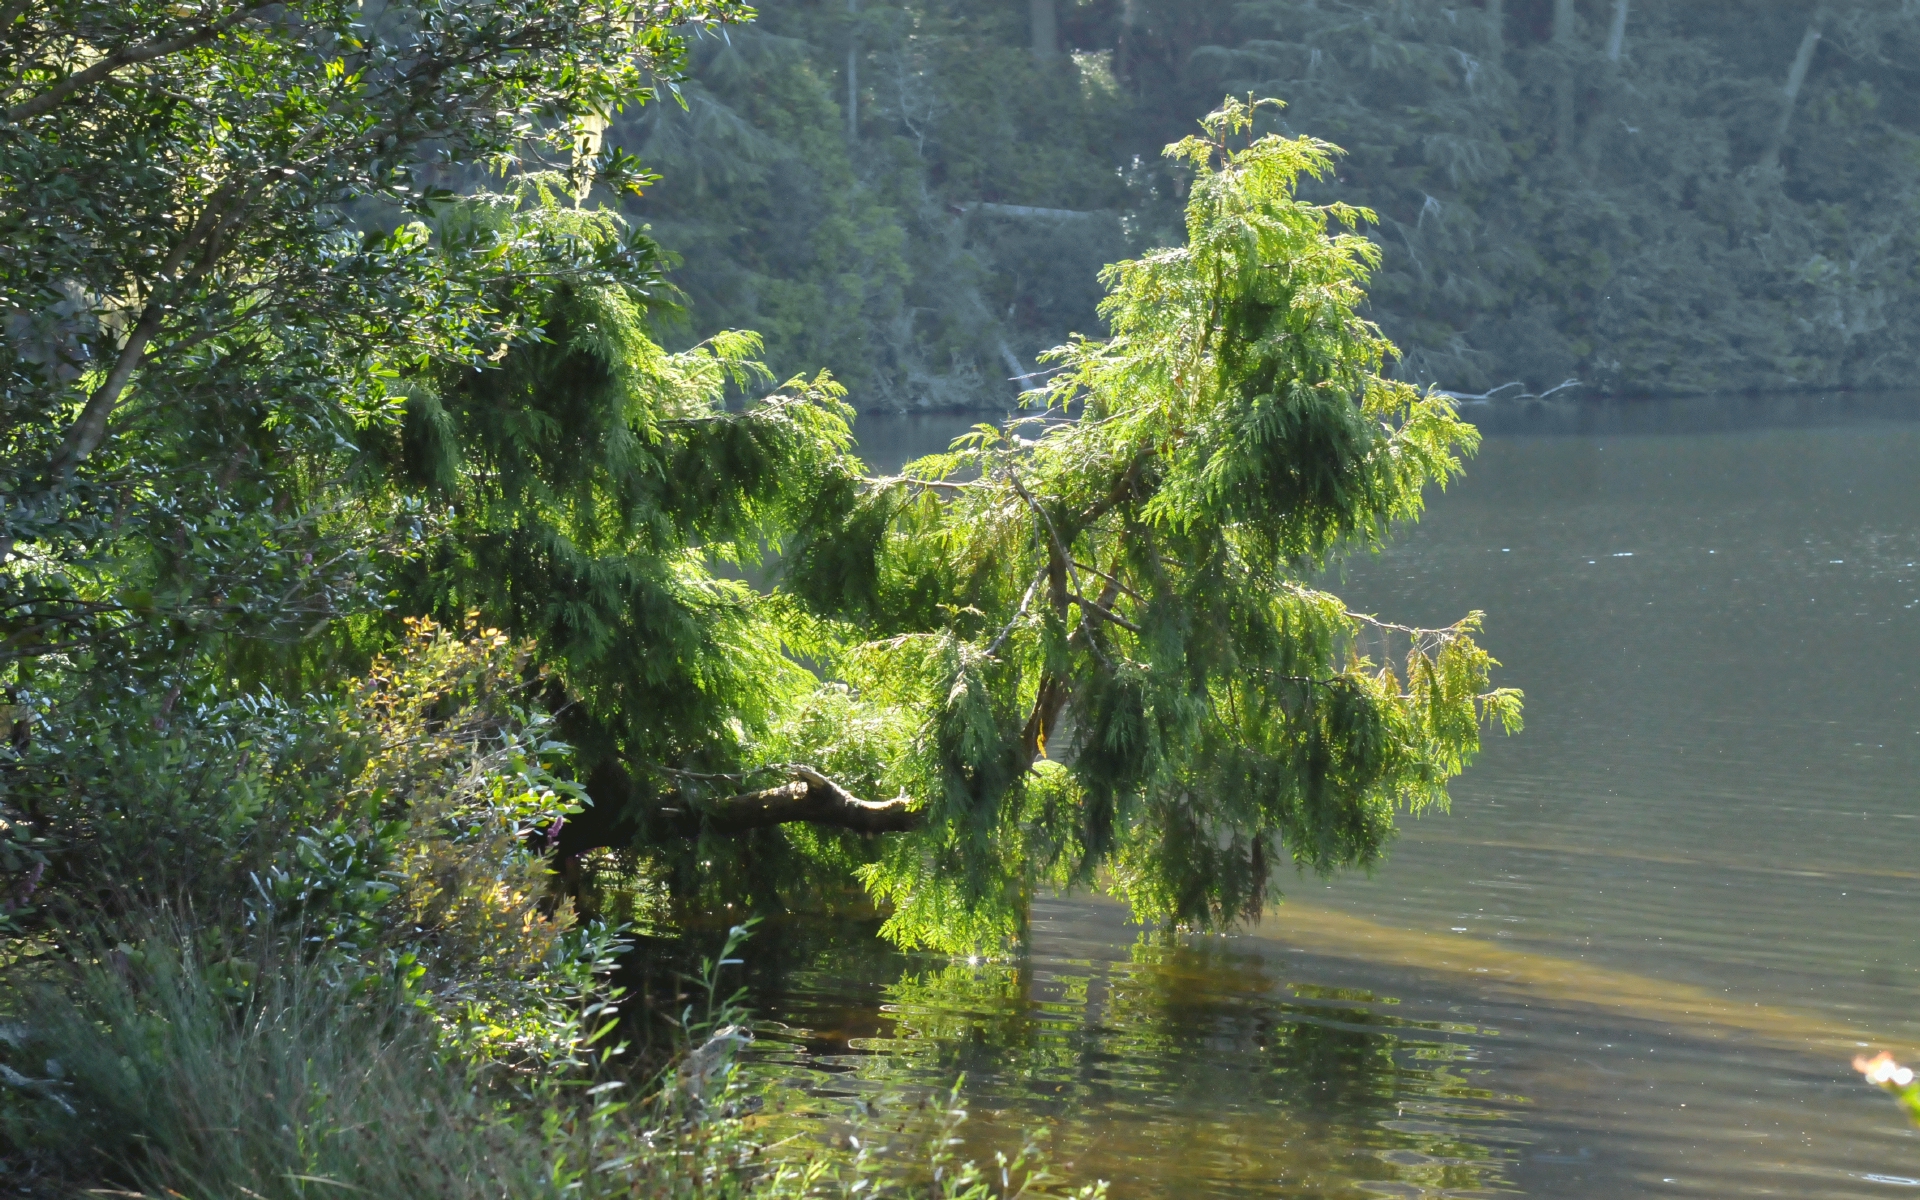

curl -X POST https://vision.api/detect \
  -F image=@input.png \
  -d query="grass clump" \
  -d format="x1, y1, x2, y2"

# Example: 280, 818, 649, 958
4, 923, 564, 1199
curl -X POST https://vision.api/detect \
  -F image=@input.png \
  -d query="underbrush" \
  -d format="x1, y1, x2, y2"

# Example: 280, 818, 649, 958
0, 621, 1101, 1199
0, 918, 1101, 1200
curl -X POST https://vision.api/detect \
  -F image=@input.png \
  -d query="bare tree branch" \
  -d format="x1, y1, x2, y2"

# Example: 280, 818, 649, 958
984, 567, 1047, 657
863, 473, 983, 491
1071, 558, 1142, 602
1069, 590, 1139, 634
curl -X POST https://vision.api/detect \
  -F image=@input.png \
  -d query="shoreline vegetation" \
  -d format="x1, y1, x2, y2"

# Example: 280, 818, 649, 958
0, 617, 1107, 1198
3, 1, 1512, 1174
9, 0, 1908, 1195
2, 898, 1107, 1199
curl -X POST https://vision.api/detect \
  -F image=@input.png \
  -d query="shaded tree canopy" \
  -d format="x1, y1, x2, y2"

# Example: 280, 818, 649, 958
1, 0, 752, 672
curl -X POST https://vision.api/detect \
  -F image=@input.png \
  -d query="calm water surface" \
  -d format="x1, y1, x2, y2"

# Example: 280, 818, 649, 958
712, 396, 1920, 1198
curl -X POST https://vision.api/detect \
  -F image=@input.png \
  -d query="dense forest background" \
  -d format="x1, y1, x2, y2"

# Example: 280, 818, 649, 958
617, 0, 1920, 408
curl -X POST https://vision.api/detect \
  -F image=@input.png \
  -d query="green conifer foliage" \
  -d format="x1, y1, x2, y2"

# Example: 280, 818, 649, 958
784, 100, 1520, 950
390, 214, 863, 780
380, 106, 1519, 957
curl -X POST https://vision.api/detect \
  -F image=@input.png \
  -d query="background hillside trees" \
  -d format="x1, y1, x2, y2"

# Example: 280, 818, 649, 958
627, 0, 1920, 406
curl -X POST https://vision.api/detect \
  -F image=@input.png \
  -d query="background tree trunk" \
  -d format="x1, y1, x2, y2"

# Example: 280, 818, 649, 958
1606, 0, 1629, 62
1762, 8, 1827, 171
1030, 0, 1057, 59
1116, 0, 1140, 81
1554, 0, 1577, 154
846, 0, 858, 139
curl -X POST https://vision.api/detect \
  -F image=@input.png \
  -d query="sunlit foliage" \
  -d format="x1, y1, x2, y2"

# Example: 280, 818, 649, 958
785, 100, 1519, 950
0, 0, 1515, 965
0, 0, 751, 674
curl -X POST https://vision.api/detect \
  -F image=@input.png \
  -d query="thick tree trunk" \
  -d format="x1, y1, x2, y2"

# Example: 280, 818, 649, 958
1762, 9, 1826, 171
1606, 0, 1629, 62
1030, 0, 1057, 60
1020, 675, 1072, 764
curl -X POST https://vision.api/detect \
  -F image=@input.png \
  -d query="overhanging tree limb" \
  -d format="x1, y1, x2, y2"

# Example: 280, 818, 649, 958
681, 766, 920, 834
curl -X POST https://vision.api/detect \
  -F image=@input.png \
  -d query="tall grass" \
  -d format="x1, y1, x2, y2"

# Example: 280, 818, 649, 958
3, 921, 568, 1199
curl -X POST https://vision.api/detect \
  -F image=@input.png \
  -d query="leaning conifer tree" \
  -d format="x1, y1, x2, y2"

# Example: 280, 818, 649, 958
761, 97, 1523, 950
355, 100, 1519, 956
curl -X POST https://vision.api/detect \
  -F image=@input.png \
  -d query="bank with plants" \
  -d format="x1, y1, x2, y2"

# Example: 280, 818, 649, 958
1, 1, 1517, 1194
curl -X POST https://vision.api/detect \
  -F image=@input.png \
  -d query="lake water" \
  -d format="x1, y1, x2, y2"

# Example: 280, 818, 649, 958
701, 396, 1920, 1198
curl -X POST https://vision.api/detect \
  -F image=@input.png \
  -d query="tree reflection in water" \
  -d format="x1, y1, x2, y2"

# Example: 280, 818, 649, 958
684, 910, 1528, 1199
